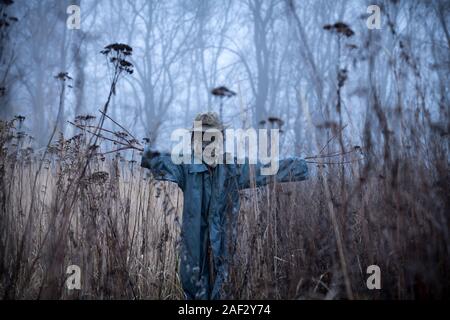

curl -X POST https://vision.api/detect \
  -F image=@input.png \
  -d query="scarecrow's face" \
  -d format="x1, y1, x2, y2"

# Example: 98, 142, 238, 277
191, 132, 204, 150
192, 132, 216, 153
191, 130, 223, 166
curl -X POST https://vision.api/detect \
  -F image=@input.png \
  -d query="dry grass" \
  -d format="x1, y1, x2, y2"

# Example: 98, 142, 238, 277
1, 0, 448, 300
0, 128, 183, 299
0, 108, 448, 300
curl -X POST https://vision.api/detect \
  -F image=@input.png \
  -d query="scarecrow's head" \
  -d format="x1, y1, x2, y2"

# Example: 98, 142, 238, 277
190, 112, 225, 166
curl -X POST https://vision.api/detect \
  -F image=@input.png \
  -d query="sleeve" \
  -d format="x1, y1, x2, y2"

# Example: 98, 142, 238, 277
140, 146, 185, 190
238, 157, 308, 190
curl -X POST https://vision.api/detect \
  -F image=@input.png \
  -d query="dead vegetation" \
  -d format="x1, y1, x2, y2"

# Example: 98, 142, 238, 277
0, 5, 449, 299
0, 101, 448, 299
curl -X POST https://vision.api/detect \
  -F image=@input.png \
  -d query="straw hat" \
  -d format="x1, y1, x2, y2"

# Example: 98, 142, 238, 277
190, 112, 226, 132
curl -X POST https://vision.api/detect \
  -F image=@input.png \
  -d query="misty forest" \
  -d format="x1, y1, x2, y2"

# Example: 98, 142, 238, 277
0, 0, 449, 299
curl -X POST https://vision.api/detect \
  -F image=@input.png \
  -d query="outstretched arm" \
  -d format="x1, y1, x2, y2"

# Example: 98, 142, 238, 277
141, 146, 185, 190
238, 157, 308, 190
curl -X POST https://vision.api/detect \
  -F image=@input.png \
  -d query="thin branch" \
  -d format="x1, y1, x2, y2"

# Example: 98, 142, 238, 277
318, 124, 348, 155
98, 109, 141, 145
305, 148, 360, 160
306, 158, 364, 165
97, 146, 142, 156
68, 121, 130, 147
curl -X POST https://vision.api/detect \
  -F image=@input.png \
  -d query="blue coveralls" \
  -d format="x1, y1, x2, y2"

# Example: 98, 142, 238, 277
141, 148, 308, 299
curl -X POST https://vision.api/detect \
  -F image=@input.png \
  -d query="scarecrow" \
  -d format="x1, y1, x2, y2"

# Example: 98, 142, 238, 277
141, 112, 308, 299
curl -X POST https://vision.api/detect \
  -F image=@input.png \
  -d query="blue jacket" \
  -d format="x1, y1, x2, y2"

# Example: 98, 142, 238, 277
141, 147, 308, 299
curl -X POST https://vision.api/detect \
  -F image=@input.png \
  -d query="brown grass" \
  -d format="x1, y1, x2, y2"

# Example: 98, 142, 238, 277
0, 106, 448, 299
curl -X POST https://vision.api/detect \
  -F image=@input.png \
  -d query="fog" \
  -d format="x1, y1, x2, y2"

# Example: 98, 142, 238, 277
1, 0, 450, 300
1, 0, 449, 156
